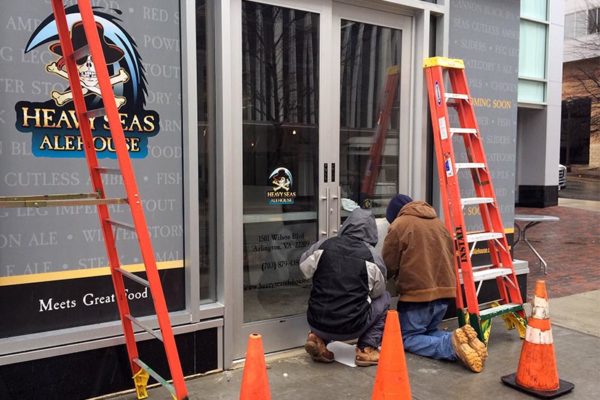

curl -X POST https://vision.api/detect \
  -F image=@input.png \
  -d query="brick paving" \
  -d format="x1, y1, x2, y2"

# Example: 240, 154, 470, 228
514, 205, 600, 299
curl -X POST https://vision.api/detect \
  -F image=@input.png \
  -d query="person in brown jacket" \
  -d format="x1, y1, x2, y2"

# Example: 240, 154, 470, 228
382, 194, 488, 372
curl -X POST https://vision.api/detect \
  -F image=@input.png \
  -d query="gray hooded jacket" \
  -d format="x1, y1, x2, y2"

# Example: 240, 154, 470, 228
299, 208, 387, 334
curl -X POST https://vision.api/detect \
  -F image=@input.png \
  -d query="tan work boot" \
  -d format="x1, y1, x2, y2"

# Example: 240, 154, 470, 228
451, 328, 483, 373
460, 325, 488, 362
355, 346, 380, 367
304, 332, 334, 363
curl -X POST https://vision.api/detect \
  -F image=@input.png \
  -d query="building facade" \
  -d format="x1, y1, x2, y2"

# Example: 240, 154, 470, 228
562, 0, 600, 167
515, 0, 565, 207
0, 1, 560, 398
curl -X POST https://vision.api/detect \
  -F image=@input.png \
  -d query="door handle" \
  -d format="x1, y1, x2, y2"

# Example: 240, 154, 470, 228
320, 187, 330, 237
330, 186, 340, 236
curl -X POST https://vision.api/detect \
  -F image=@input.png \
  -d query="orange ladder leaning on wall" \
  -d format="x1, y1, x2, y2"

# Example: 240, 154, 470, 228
0, 0, 188, 398
423, 57, 526, 343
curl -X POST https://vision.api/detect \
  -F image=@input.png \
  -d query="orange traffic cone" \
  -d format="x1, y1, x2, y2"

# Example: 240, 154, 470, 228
372, 310, 411, 399
501, 280, 574, 398
240, 333, 271, 400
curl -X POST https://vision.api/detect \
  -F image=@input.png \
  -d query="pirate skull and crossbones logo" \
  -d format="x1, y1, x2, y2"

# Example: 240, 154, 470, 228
46, 21, 129, 109
272, 176, 290, 191
270, 168, 292, 192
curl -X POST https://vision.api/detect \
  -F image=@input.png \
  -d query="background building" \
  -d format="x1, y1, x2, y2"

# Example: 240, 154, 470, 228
562, 0, 600, 168
515, 0, 565, 207
0, 1, 563, 398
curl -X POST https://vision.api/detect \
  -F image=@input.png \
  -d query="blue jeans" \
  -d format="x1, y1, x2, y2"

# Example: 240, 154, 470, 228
397, 299, 457, 361
311, 291, 391, 349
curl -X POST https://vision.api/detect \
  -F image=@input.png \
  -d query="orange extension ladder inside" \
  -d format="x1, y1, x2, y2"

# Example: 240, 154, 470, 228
0, 1, 188, 398
359, 65, 400, 208
423, 57, 526, 343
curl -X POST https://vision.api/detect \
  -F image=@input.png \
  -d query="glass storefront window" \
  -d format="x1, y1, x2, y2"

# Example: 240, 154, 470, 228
518, 80, 545, 103
521, 0, 547, 21
519, 20, 546, 80
241, 1, 319, 323
0, 1, 187, 336
197, 0, 217, 303
339, 20, 402, 217
518, 4, 547, 104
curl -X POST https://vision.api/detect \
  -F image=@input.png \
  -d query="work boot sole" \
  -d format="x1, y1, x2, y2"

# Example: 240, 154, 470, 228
461, 325, 488, 362
304, 340, 334, 363
451, 333, 483, 373
355, 358, 378, 367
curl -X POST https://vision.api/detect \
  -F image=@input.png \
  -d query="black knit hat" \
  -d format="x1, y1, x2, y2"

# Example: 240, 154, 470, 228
386, 194, 413, 223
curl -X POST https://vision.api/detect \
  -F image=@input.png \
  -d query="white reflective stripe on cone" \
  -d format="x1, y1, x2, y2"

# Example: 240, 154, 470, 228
532, 296, 550, 319
525, 326, 554, 345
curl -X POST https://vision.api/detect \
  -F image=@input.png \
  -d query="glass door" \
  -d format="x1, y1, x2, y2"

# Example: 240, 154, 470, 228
234, 0, 412, 357
333, 4, 413, 222
237, 0, 324, 356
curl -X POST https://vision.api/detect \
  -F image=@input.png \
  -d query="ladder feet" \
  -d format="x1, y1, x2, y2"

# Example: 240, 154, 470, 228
497, 305, 527, 339
133, 368, 150, 400
459, 310, 493, 344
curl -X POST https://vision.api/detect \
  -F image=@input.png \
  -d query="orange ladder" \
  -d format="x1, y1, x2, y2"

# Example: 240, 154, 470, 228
423, 57, 526, 343
0, 1, 189, 398
359, 65, 400, 208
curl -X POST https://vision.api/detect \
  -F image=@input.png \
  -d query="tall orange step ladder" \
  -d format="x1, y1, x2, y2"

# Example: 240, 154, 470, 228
0, 1, 189, 398
359, 65, 400, 208
423, 57, 526, 343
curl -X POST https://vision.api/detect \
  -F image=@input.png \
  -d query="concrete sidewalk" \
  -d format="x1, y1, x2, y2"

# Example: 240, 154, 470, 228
108, 291, 600, 400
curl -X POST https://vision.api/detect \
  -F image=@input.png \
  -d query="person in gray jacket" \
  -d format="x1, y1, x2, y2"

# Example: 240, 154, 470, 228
299, 208, 391, 366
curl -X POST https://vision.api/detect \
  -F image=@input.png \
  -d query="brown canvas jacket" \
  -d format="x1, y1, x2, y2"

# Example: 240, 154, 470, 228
382, 201, 456, 302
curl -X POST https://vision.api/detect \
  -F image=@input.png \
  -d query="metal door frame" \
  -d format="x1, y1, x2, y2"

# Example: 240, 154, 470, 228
229, 0, 333, 359
226, 0, 438, 363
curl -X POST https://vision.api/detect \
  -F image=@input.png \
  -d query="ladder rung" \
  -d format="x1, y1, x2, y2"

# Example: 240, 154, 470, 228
126, 314, 163, 342
70, 44, 89, 61
106, 219, 136, 231
0, 193, 127, 208
133, 358, 176, 398
471, 263, 494, 272
473, 267, 513, 282
450, 128, 477, 135
95, 167, 121, 175
461, 197, 494, 206
480, 303, 523, 320
459, 265, 512, 283
115, 268, 149, 287
455, 163, 485, 170
466, 232, 504, 243
459, 263, 491, 283
85, 108, 106, 118
0, 193, 97, 203
445, 93, 469, 101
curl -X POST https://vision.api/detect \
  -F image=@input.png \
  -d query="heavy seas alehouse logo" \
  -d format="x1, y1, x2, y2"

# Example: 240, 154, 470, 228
267, 167, 296, 205
14, 6, 159, 158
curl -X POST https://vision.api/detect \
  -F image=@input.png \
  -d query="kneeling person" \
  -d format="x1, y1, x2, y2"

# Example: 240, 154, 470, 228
300, 208, 390, 366
383, 194, 488, 372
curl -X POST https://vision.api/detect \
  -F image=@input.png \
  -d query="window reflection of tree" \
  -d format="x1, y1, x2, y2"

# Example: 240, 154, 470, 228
196, 0, 217, 302
339, 21, 401, 209
242, 3, 319, 124
242, 2, 319, 209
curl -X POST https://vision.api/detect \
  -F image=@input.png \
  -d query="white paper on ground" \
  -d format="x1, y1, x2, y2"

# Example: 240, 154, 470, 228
326, 341, 356, 367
